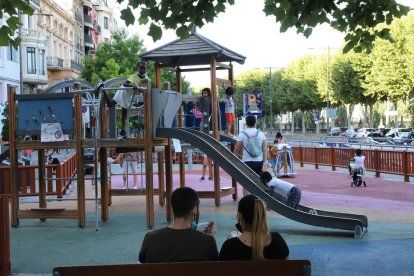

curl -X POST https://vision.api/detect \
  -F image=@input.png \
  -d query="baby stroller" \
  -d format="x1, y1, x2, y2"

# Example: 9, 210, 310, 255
349, 161, 366, 187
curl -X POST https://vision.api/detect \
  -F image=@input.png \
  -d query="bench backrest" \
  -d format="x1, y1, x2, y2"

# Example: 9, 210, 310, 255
53, 260, 311, 276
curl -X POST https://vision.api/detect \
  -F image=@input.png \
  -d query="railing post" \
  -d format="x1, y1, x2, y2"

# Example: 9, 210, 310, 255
403, 150, 409, 182
299, 147, 304, 167
314, 147, 319, 169
0, 195, 11, 276
331, 147, 336, 171
374, 149, 380, 178
56, 164, 63, 198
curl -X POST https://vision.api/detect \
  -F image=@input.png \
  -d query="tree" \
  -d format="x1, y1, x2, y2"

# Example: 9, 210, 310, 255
0, 0, 33, 49
81, 30, 145, 83
4, 1, 410, 53
1, 102, 10, 141
117, 0, 409, 53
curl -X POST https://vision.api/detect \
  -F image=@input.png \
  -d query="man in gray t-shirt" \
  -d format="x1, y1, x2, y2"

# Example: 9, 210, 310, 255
139, 187, 217, 263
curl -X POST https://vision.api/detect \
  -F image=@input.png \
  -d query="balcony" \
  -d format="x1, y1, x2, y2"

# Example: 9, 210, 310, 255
71, 60, 83, 72
47, 57, 63, 71
93, 23, 101, 33
84, 15, 93, 27
84, 34, 94, 48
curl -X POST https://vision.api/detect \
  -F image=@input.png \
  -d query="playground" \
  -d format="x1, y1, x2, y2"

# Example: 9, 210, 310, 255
2, 31, 414, 275
5, 164, 414, 275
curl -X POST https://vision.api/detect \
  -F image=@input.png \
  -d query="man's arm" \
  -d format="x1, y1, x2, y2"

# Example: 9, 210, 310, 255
234, 141, 242, 158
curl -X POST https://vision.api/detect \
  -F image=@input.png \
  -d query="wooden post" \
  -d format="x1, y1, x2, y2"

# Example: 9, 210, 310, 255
314, 148, 319, 169
74, 94, 85, 227
299, 147, 304, 167
8, 88, 19, 227
0, 195, 11, 276
38, 150, 46, 209
331, 147, 336, 171
176, 69, 185, 188
165, 143, 173, 222
144, 80, 155, 228
403, 150, 409, 182
210, 58, 220, 206
98, 94, 109, 221
231, 143, 238, 201
374, 149, 380, 178
157, 152, 165, 206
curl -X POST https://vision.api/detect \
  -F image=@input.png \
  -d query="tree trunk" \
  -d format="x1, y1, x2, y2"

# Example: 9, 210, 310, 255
364, 104, 368, 127
394, 101, 398, 128
369, 104, 374, 128
302, 111, 306, 134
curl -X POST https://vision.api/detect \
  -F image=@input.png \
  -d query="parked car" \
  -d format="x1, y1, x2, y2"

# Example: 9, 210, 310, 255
385, 128, 412, 138
355, 128, 376, 138
328, 127, 348, 136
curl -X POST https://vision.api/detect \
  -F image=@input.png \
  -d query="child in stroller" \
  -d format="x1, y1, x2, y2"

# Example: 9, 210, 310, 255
348, 149, 366, 187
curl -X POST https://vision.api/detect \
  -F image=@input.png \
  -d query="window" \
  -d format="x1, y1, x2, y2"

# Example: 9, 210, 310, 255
40, 50, 46, 75
104, 16, 108, 29
27, 47, 36, 74
7, 44, 18, 62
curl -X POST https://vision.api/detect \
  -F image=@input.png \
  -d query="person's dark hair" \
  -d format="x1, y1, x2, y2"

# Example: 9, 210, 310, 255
238, 194, 269, 259
137, 60, 147, 79
225, 87, 234, 96
245, 115, 256, 127
171, 187, 200, 218
355, 149, 362, 156
202, 87, 211, 97
260, 171, 272, 185
276, 132, 282, 139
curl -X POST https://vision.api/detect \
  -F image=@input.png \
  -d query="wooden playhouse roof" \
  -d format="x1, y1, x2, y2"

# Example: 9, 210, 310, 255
140, 32, 246, 67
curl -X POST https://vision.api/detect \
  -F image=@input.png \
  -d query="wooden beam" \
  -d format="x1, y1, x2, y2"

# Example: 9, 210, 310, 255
0, 195, 11, 276
75, 94, 86, 227
8, 87, 19, 227
210, 58, 221, 207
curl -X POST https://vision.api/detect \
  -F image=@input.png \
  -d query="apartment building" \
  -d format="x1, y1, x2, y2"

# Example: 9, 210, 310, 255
38, 0, 83, 85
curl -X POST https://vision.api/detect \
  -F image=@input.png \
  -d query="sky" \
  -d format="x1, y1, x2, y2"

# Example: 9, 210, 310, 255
109, 0, 414, 89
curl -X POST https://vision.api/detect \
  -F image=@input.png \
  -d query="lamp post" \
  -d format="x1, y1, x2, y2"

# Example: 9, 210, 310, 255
307, 46, 335, 136
327, 46, 331, 136
269, 67, 273, 136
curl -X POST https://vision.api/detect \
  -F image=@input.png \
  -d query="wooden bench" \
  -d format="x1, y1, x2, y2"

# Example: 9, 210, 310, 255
53, 260, 311, 276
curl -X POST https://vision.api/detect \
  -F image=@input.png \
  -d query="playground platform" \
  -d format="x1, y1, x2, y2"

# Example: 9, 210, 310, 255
8, 165, 414, 275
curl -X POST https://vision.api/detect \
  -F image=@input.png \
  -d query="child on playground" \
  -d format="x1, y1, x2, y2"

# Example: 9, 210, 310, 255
113, 151, 139, 189
223, 87, 235, 134
101, 60, 148, 139
260, 171, 301, 209
348, 148, 366, 177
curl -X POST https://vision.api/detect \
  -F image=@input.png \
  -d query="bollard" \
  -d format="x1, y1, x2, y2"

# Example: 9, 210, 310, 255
0, 195, 11, 276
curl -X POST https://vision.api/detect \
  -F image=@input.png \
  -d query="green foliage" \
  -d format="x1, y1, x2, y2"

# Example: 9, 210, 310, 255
1, 1, 410, 54
112, 0, 410, 53
80, 30, 145, 83
119, 0, 232, 42
1, 102, 10, 141
0, 0, 33, 49
263, 0, 409, 53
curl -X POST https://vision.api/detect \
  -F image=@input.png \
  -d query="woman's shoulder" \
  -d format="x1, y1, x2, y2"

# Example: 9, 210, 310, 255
270, 232, 287, 244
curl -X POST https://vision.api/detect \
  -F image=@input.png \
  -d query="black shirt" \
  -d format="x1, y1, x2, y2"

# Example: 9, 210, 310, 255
219, 232, 289, 260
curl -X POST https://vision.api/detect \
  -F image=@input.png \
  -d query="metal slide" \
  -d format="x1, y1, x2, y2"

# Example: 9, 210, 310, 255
157, 128, 368, 238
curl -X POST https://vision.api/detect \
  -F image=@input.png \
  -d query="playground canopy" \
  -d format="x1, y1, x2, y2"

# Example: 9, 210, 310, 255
140, 31, 246, 67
